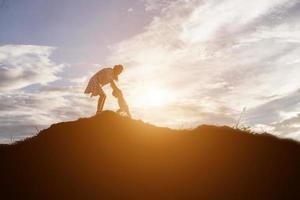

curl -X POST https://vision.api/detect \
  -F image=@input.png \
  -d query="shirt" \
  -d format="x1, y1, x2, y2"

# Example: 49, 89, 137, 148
93, 68, 114, 86
84, 68, 114, 97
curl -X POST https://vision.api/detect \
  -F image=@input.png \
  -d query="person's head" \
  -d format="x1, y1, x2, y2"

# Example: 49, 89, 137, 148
113, 64, 124, 81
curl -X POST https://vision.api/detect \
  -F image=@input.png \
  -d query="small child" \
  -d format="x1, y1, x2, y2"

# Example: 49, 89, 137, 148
112, 88, 131, 118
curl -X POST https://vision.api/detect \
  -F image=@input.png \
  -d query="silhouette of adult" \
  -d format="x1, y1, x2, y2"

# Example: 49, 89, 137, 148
85, 64, 123, 115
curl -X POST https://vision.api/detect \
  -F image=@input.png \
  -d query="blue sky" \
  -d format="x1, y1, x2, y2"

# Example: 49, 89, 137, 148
0, 0, 151, 62
1, 0, 300, 143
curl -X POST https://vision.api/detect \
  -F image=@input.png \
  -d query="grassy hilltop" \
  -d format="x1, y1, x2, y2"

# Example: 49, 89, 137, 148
0, 111, 299, 199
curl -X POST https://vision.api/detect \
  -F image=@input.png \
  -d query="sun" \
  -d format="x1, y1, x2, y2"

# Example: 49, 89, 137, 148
134, 86, 170, 108
144, 87, 167, 107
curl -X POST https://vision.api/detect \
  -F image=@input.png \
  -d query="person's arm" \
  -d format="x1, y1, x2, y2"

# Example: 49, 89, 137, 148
110, 80, 119, 91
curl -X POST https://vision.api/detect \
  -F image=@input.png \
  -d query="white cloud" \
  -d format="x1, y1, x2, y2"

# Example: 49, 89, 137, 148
142, 0, 173, 12
0, 45, 94, 143
108, 0, 300, 141
1, 1, 300, 143
0, 87, 96, 143
180, 0, 296, 43
0, 45, 64, 92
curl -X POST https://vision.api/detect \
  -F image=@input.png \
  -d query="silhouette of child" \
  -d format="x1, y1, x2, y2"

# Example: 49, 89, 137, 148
85, 64, 123, 115
112, 88, 131, 118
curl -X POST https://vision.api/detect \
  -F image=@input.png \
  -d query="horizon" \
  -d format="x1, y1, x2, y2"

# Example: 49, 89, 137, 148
1, 0, 300, 143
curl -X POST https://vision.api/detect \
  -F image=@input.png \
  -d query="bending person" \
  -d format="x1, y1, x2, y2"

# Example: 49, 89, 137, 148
84, 64, 123, 115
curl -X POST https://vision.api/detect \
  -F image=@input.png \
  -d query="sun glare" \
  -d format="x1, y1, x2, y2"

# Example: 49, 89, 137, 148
134, 86, 171, 108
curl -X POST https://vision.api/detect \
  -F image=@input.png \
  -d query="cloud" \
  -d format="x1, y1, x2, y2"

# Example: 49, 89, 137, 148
0, 45, 64, 92
127, 8, 134, 12
0, 45, 95, 143
108, 0, 300, 140
142, 0, 174, 12
1, 1, 300, 142
0, 88, 96, 142
179, 0, 297, 43
245, 90, 300, 124
243, 89, 300, 138
274, 114, 300, 135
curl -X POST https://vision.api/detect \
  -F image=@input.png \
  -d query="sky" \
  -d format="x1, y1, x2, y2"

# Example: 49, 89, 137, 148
0, 0, 300, 143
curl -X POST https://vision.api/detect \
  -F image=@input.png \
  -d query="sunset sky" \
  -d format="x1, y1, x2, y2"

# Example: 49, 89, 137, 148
1, 0, 300, 143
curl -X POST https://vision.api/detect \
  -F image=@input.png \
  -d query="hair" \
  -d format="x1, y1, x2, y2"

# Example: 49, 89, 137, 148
113, 64, 124, 71
113, 64, 123, 81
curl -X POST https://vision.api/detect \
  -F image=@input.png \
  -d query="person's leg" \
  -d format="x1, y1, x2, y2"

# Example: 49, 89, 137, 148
96, 94, 106, 114
96, 87, 106, 114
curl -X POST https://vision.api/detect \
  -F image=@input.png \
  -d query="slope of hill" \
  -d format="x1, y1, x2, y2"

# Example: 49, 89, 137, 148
0, 111, 299, 199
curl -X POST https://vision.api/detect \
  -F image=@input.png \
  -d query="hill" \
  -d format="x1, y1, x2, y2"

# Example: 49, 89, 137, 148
0, 111, 300, 199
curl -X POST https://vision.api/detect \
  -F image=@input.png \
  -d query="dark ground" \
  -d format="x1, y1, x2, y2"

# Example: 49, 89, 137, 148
0, 111, 299, 199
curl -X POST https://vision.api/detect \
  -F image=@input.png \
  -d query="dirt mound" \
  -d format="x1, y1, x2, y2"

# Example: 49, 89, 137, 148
0, 111, 299, 199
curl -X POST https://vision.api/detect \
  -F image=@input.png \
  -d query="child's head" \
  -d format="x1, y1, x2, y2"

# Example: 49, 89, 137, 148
112, 89, 122, 98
